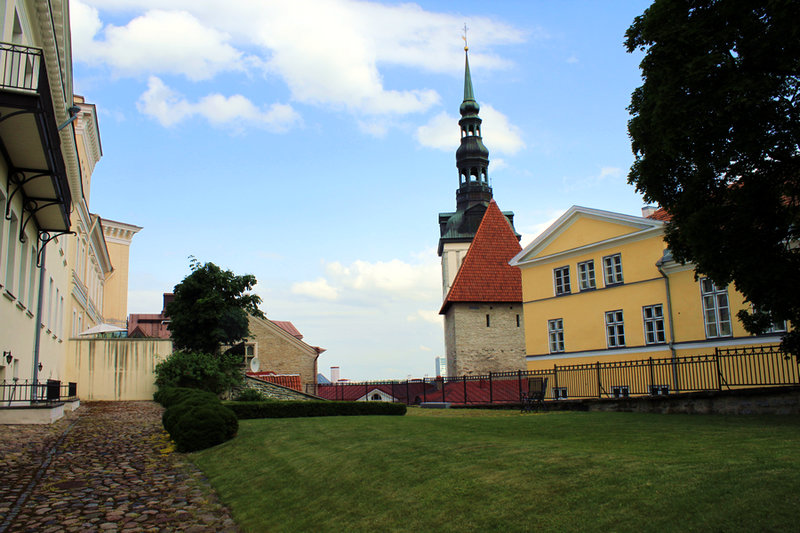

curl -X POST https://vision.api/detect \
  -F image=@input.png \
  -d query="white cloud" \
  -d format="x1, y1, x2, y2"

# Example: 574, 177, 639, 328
75, 0, 527, 119
291, 278, 340, 301
136, 77, 301, 130
416, 105, 525, 155
73, 3, 246, 80
324, 257, 439, 301
408, 309, 443, 325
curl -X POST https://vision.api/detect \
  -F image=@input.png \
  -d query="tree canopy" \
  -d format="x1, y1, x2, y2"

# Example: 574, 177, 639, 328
625, 0, 800, 354
166, 258, 265, 354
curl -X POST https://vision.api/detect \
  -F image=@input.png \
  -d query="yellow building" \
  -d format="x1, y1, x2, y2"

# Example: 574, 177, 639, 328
0, 1, 139, 421
510, 206, 787, 372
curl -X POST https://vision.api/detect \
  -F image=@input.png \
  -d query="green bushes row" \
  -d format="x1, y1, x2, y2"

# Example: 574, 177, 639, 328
225, 400, 407, 419
155, 387, 238, 452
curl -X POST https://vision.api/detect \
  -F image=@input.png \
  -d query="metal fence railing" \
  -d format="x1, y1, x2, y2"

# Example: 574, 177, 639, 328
312, 345, 798, 405
1, 379, 78, 407
0, 42, 42, 92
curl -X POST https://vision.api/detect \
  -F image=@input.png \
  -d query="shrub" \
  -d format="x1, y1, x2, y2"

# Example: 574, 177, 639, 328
235, 388, 267, 402
164, 402, 238, 452
154, 351, 242, 394
225, 400, 407, 420
154, 387, 219, 408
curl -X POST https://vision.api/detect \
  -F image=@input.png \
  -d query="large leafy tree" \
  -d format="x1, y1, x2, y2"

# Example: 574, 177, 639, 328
167, 258, 265, 354
625, 0, 800, 354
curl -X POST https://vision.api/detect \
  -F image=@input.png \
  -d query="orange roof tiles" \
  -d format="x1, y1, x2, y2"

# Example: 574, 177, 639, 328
647, 207, 672, 221
271, 320, 303, 339
440, 200, 522, 314
246, 372, 303, 392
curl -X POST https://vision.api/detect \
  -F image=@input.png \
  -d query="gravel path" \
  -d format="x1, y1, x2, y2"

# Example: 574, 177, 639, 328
0, 401, 238, 532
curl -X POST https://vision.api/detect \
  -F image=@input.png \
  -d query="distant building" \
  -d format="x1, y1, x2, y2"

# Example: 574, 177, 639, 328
434, 356, 447, 377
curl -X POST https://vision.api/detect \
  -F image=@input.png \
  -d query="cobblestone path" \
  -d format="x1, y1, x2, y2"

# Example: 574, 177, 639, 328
0, 402, 238, 532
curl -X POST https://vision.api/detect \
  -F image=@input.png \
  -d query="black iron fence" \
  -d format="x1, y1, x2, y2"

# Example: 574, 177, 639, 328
314, 345, 798, 405
0, 379, 78, 407
0, 42, 42, 92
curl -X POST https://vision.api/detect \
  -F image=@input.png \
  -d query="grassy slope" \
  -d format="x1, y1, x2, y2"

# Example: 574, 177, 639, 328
190, 409, 800, 532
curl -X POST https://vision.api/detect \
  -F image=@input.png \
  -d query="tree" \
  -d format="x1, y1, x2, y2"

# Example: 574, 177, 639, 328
167, 258, 265, 354
625, 0, 800, 354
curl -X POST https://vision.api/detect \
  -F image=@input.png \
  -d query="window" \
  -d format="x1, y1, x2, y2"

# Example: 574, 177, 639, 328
577, 260, 596, 291
548, 319, 564, 353
27, 247, 36, 306
603, 253, 623, 285
605, 310, 625, 348
5, 213, 18, 290
0, 191, 5, 285
516, 314, 520, 328
767, 320, 788, 334
642, 304, 666, 344
486, 314, 490, 327
17, 239, 28, 305
700, 278, 732, 338
553, 387, 568, 400
554, 266, 571, 296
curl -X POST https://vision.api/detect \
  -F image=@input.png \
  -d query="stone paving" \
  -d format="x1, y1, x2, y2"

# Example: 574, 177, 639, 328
0, 402, 238, 532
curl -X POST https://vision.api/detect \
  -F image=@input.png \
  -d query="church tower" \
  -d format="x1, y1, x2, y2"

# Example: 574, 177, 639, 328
438, 43, 519, 298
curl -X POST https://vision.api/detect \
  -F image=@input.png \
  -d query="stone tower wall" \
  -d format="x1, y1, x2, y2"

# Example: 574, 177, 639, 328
444, 303, 526, 376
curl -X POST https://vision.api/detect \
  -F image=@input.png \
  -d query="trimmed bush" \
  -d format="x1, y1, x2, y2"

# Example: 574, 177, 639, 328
154, 387, 219, 408
169, 403, 239, 452
225, 400, 407, 420
154, 350, 242, 394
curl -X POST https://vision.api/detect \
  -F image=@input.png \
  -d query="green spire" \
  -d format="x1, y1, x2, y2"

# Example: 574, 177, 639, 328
460, 48, 480, 117
463, 50, 475, 103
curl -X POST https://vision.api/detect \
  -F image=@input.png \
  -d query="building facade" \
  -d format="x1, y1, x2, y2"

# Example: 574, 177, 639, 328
0, 1, 138, 419
510, 206, 787, 371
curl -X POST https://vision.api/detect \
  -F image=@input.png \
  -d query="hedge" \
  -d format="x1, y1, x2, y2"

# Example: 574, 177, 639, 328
225, 400, 407, 419
154, 387, 219, 408
155, 386, 238, 452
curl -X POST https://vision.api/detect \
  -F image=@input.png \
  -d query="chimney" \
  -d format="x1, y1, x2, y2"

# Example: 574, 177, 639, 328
330, 366, 340, 383
641, 205, 658, 218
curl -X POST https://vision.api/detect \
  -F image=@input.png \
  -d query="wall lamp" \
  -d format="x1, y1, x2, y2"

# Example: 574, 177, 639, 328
38, 362, 43, 372
57, 106, 82, 131
3, 351, 11, 365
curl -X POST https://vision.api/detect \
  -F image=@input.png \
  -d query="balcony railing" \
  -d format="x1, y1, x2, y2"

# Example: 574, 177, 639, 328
0, 379, 78, 407
0, 42, 42, 93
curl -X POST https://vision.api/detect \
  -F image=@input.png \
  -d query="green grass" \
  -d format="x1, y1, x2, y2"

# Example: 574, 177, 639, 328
189, 408, 800, 532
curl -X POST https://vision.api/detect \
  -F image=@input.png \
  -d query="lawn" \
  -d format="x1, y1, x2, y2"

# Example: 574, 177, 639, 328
189, 408, 800, 532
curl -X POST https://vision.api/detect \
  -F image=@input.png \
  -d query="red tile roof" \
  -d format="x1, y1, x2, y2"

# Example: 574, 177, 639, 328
647, 207, 672, 221
271, 320, 303, 339
246, 372, 303, 392
440, 200, 522, 314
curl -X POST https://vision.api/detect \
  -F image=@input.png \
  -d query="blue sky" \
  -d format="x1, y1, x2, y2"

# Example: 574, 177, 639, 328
73, 0, 653, 380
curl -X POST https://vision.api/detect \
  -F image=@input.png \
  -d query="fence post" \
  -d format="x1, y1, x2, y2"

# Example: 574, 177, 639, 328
463, 375, 468, 405
596, 362, 602, 398
553, 365, 559, 397
489, 372, 493, 404
406, 380, 410, 405
423, 378, 427, 403
649, 357, 655, 394
517, 370, 523, 401
441, 377, 446, 403
715, 348, 723, 391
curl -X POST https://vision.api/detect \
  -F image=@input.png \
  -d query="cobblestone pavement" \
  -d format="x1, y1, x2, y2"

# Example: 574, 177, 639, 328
0, 402, 238, 532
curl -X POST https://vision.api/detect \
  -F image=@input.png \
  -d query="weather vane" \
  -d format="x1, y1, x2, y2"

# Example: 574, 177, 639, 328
462, 23, 469, 51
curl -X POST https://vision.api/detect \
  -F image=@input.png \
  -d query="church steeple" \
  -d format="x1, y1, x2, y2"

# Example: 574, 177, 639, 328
455, 45, 492, 211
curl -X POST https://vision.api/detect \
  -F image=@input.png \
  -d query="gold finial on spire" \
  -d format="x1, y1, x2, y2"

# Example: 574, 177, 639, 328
462, 23, 469, 51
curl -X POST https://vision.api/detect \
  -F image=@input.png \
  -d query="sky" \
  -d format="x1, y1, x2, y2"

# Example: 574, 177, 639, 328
72, 0, 654, 381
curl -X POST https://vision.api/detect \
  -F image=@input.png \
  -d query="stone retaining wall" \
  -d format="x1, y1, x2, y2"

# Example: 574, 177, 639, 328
231, 376, 323, 401
543, 386, 800, 415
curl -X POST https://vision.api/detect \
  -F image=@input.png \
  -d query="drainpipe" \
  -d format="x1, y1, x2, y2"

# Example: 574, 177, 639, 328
32, 245, 47, 393
657, 261, 680, 392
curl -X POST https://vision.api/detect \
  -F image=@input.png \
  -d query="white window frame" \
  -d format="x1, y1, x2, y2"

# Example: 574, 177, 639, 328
642, 304, 666, 345
605, 309, 625, 348
700, 278, 732, 338
548, 318, 564, 353
553, 266, 571, 296
603, 253, 624, 286
577, 260, 596, 291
